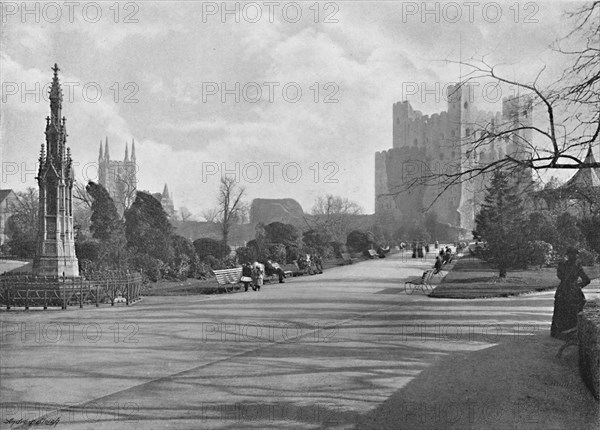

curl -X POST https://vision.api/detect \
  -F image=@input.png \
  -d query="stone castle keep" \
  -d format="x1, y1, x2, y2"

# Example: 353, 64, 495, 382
375, 84, 532, 236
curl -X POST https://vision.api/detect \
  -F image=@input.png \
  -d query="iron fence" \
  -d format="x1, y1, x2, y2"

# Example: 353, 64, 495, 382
0, 273, 143, 310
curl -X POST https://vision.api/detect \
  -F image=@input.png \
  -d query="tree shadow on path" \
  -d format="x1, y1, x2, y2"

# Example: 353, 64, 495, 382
353, 332, 598, 430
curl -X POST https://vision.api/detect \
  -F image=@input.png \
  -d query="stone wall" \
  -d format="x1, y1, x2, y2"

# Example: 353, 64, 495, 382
578, 299, 600, 400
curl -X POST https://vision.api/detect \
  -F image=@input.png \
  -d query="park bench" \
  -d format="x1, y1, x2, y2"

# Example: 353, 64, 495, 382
263, 263, 291, 283
274, 262, 293, 278
367, 249, 378, 258
340, 253, 353, 265
293, 260, 313, 276
279, 263, 297, 277
405, 269, 436, 295
212, 267, 242, 293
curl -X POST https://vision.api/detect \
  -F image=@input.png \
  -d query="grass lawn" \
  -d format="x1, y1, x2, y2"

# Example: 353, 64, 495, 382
142, 277, 242, 296
430, 256, 600, 299
142, 258, 356, 296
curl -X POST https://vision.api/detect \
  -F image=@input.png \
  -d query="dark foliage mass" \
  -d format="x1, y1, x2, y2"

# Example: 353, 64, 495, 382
193, 237, 231, 261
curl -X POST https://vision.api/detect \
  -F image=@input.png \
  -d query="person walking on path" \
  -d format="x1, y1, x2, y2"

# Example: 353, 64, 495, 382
252, 262, 264, 291
550, 247, 591, 339
241, 263, 253, 292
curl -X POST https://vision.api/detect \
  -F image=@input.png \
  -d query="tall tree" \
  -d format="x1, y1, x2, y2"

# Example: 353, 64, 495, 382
87, 182, 123, 241
310, 194, 363, 242
125, 191, 174, 264
264, 222, 300, 247
215, 176, 246, 246
473, 171, 530, 278
85, 181, 126, 268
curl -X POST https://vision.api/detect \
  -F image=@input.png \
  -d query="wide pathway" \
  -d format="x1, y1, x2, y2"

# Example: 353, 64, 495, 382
1, 251, 598, 429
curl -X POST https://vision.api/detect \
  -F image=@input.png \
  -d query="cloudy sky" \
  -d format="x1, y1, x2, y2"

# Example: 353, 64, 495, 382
0, 1, 590, 217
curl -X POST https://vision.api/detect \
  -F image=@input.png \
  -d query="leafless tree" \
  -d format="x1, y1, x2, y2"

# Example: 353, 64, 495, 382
201, 207, 220, 223
216, 176, 246, 245
9, 187, 39, 228
309, 195, 363, 242
72, 181, 93, 233
73, 181, 93, 208
178, 206, 194, 222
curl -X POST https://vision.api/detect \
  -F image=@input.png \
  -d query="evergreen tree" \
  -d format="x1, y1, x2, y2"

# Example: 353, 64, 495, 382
264, 222, 300, 247
87, 182, 123, 240
473, 171, 529, 277
125, 191, 174, 266
84, 181, 126, 269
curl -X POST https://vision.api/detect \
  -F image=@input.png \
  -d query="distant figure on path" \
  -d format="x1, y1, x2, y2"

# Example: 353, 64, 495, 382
314, 254, 323, 274
550, 247, 591, 339
241, 263, 253, 292
252, 262, 264, 291
434, 255, 443, 273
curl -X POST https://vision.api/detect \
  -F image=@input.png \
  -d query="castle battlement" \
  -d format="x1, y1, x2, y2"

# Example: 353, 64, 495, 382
377, 82, 534, 236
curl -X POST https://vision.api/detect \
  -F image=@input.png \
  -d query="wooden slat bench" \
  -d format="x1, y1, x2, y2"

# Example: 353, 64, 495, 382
273, 262, 293, 278
279, 263, 297, 277
212, 267, 242, 293
405, 270, 436, 295
340, 253, 353, 265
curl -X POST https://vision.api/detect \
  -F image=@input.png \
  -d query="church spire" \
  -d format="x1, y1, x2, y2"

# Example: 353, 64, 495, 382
131, 138, 136, 162
124, 141, 129, 162
104, 136, 110, 160
49, 63, 62, 124
99, 139, 103, 160
163, 183, 170, 198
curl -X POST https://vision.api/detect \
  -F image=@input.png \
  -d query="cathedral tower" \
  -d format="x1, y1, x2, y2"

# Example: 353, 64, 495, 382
33, 64, 79, 277
98, 137, 138, 215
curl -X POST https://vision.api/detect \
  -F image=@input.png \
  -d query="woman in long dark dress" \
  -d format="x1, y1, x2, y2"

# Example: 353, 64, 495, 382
550, 247, 591, 339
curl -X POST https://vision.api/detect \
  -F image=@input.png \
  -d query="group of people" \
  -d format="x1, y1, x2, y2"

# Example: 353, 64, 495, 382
297, 254, 323, 275
240, 260, 286, 292
433, 247, 453, 272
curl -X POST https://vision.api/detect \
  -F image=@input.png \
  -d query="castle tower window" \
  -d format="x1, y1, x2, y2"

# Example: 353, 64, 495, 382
414, 138, 418, 146
464, 102, 468, 109
466, 128, 471, 137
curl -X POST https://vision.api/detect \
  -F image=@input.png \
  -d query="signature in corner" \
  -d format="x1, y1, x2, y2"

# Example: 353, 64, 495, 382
3, 416, 61, 428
